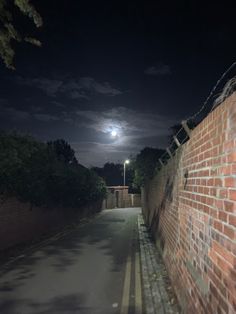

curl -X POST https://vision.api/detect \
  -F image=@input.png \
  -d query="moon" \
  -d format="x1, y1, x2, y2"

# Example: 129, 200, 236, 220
111, 130, 117, 137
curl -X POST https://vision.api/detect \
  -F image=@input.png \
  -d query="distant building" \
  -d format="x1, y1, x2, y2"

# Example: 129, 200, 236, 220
103, 186, 141, 209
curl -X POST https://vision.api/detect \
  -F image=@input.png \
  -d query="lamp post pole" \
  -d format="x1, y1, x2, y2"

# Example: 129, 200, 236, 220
124, 162, 126, 186
123, 160, 130, 186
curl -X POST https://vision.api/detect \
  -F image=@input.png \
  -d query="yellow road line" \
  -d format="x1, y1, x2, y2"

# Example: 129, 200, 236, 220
120, 255, 131, 314
135, 252, 143, 314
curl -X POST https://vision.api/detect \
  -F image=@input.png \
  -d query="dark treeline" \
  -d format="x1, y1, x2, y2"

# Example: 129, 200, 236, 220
0, 130, 169, 208
92, 162, 134, 188
92, 147, 165, 192
0, 132, 106, 209
133, 147, 165, 188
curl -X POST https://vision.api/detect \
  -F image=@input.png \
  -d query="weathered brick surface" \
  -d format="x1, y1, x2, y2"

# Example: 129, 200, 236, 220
0, 198, 101, 251
142, 93, 236, 314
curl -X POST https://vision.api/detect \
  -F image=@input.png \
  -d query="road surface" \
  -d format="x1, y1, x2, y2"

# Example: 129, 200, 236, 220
0, 207, 143, 314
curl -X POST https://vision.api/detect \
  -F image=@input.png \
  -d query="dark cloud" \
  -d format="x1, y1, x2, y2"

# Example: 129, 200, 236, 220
76, 77, 122, 96
16, 76, 123, 99
71, 141, 133, 167
15, 76, 63, 97
68, 107, 177, 166
145, 63, 171, 76
0, 92, 176, 166
75, 107, 176, 137
33, 113, 60, 122
0, 103, 30, 121
69, 90, 89, 100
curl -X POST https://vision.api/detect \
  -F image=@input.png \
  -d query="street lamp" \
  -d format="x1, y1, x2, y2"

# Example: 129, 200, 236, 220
123, 159, 130, 186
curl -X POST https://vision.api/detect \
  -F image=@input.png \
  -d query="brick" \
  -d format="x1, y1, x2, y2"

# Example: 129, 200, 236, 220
213, 137, 221, 146
206, 197, 214, 206
218, 294, 229, 314
223, 276, 236, 294
230, 269, 236, 282
229, 215, 236, 228
210, 188, 217, 197
229, 190, 236, 201
224, 201, 235, 213
218, 211, 228, 223
210, 168, 218, 176
213, 220, 223, 232
224, 140, 235, 152
210, 208, 218, 218
214, 178, 223, 187
228, 292, 236, 312
232, 164, 236, 175
213, 264, 222, 280
203, 205, 210, 214
215, 199, 224, 210
217, 259, 231, 277
141, 94, 236, 314
227, 152, 236, 163
223, 225, 235, 240
209, 281, 219, 299
224, 177, 236, 188
212, 241, 235, 266
219, 165, 231, 176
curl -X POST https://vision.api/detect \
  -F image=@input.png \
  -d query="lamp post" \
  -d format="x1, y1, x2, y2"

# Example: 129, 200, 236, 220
123, 159, 130, 186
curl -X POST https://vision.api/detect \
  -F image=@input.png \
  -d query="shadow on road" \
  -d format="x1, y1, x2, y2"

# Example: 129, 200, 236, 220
0, 293, 91, 314
0, 208, 140, 314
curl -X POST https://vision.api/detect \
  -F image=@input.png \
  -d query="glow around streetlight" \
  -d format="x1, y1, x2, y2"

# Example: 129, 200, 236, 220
123, 159, 130, 186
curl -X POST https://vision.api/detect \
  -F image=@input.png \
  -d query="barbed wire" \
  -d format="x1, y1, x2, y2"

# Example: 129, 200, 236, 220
187, 61, 236, 121
157, 61, 236, 167
211, 76, 236, 111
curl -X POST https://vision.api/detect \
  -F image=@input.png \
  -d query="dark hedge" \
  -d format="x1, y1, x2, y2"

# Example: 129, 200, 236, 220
0, 132, 106, 209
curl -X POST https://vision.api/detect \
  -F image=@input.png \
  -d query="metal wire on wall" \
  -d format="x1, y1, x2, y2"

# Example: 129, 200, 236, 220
157, 61, 236, 169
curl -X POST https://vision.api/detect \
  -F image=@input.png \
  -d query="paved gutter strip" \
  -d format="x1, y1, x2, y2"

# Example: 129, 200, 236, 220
138, 215, 165, 314
147, 236, 174, 312
146, 235, 167, 314
138, 217, 155, 314
138, 214, 179, 314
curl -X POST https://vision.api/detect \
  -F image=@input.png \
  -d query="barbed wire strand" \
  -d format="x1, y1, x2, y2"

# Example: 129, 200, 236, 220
187, 61, 236, 121
211, 76, 236, 111
158, 61, 236, 166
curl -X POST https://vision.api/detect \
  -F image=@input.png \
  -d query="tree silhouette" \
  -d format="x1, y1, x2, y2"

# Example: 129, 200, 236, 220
47, 139, 78, 165
0, 0, 42, 69
133, 147, 165, 188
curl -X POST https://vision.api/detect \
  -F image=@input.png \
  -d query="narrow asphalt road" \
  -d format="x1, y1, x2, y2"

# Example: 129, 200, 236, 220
0, 207, 143, 314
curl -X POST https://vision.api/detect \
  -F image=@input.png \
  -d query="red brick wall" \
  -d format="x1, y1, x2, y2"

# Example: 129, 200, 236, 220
142, 92, 236, 314
0, 198, 101, 251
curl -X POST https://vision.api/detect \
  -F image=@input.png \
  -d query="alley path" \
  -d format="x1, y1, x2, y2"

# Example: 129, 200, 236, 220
0, 208, 143, 314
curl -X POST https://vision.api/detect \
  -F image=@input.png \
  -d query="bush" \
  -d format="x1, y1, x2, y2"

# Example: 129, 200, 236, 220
0, 131, 106, 209
133, 147, 165, 188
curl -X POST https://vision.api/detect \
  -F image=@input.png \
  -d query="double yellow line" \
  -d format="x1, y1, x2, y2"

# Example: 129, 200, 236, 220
120, 252, 143, 314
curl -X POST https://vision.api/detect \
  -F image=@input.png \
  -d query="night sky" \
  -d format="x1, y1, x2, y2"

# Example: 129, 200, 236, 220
0, 0, 235, 166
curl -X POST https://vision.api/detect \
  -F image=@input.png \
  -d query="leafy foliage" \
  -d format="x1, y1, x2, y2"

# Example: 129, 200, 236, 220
133, 147, 165, 188
47, 139, 78, 165
0, 0, 42, 69
0, 132, 106, 208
